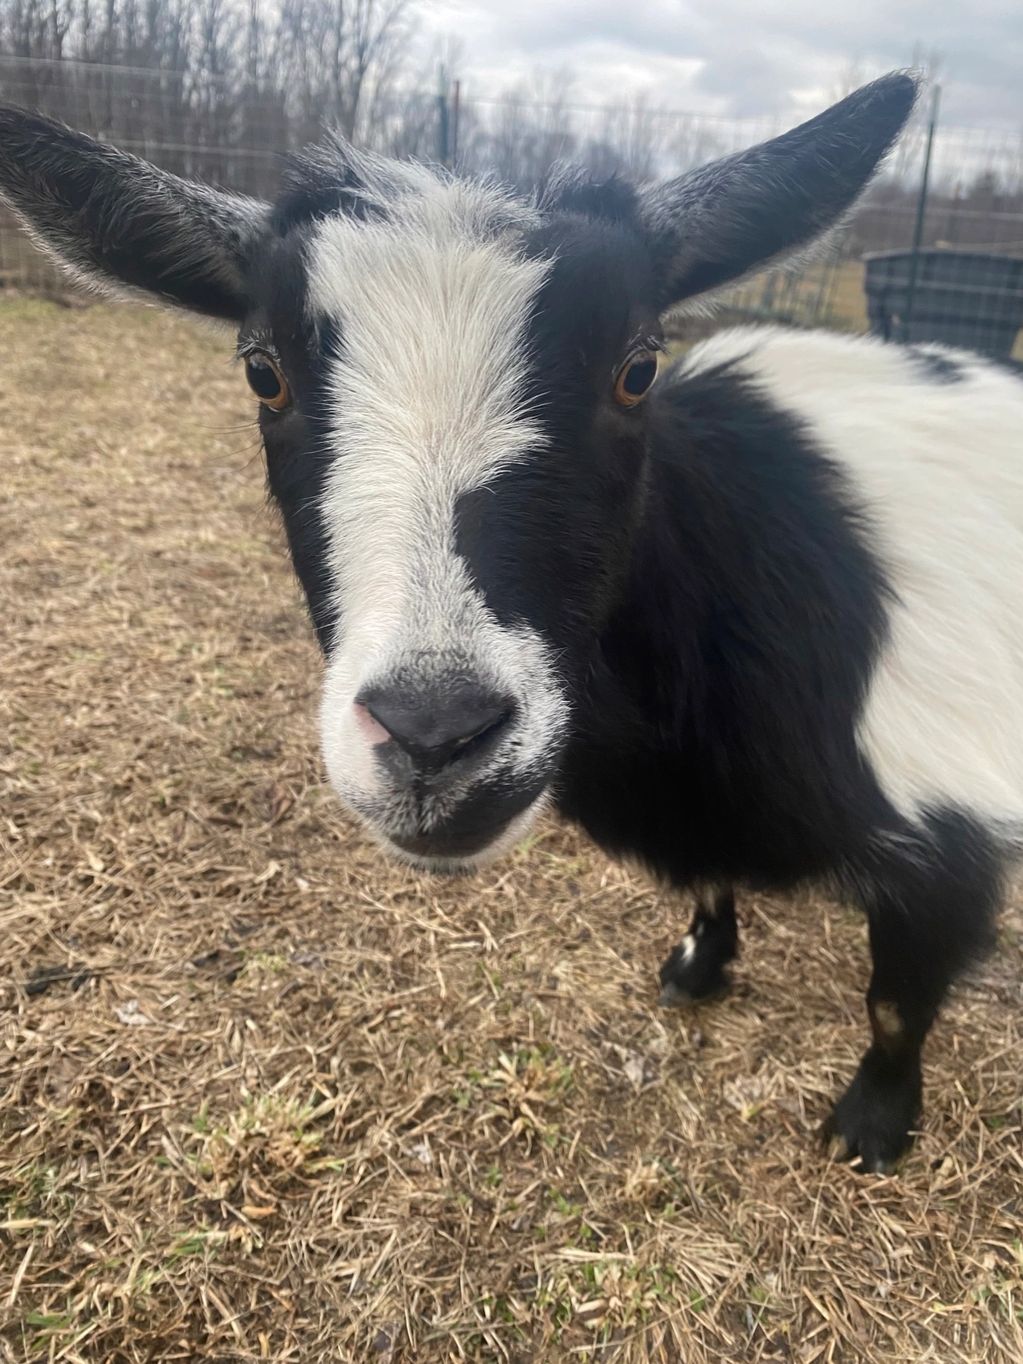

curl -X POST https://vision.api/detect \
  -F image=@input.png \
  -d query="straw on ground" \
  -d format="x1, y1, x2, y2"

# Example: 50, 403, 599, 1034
1, 298, 1021, 1363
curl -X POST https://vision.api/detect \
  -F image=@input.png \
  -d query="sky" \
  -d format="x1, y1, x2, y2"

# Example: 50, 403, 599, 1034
418, 0, 1023, 132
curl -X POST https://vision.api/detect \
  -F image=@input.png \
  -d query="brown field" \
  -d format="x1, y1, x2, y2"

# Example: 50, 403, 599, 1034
2, 298, 1022, 1363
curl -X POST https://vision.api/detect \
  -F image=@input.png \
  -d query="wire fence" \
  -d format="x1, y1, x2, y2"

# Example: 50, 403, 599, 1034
2, 54, 1022, 359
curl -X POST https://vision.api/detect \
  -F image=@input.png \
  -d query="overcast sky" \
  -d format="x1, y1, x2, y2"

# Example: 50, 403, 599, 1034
419, 1, 1023, 132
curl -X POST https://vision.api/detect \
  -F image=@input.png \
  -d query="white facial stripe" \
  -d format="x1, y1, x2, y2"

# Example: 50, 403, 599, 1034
306, 177, 567, 826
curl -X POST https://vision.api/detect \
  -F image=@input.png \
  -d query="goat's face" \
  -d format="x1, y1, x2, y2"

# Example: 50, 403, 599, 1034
243, 167, 667, 867
0, 75, 917, 868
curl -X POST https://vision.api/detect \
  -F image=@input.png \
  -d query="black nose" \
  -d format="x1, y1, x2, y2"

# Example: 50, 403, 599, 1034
357, 681, 514, 773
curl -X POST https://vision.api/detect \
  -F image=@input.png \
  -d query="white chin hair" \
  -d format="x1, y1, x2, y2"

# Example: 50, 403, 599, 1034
374, 793, 550, 875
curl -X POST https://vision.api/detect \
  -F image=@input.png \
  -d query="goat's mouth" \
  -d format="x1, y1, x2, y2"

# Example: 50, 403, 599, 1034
368, 784, 550, 874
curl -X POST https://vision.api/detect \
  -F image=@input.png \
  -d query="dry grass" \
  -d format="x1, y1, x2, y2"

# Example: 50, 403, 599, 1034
1, 298, 1022, 1364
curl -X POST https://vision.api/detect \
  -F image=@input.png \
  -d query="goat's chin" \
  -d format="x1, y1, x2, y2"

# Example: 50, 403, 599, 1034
369, 796, 549, 877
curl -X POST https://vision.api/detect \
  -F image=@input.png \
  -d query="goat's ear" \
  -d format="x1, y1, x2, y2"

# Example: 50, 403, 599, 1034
0, 106, 269, 320
639, 73, 918, 311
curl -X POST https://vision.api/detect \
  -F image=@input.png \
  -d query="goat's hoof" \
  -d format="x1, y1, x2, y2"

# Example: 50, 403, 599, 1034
657, 938, 731, 1007
822, 1050, 921, 1174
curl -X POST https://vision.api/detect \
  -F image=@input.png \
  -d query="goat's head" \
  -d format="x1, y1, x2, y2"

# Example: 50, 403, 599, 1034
0, 75, 915, 868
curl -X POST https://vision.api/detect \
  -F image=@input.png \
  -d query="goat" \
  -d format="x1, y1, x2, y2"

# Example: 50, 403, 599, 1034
2, 72, 1020, 1172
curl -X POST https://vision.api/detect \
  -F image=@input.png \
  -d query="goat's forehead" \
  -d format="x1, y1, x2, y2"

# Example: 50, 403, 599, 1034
300, 193, 650, 341
301, 181, 551, 477
302, 180, 550, 371
305, 172, 535, 273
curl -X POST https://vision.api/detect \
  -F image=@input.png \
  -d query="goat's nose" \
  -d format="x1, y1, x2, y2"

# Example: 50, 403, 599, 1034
356, 681, 514, 772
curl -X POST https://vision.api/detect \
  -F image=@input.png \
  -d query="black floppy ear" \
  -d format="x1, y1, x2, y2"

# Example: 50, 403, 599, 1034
0, 105, 269, 320
638, 72, 919, 311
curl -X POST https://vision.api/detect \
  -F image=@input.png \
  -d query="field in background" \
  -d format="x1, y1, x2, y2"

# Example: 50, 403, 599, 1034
725, 259, 874, 333
713, 259, 1023, 359
2, 300, 1022, 1363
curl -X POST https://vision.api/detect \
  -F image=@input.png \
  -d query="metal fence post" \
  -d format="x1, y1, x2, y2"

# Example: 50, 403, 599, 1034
902, 82, 942, 340
451, 80, 461, 168
436, 66, 451, 168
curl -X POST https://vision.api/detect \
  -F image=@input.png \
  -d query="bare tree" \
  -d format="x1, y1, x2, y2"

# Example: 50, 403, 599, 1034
276, 0, 413, 147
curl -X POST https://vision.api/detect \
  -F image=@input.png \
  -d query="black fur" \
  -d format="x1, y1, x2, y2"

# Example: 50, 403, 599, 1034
909, 348, 965, 383
242, 230, 338, 648
821, 807, 1002, 1166
659, 887, 739, 1003
558, 361, 896, 888
271, 139, 386, 234
368, 768, 548, 861
538, 167, 640, 222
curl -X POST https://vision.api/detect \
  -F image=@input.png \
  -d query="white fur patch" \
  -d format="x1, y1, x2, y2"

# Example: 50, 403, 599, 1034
682, 328, 1023, 830
306, 172, 566, 842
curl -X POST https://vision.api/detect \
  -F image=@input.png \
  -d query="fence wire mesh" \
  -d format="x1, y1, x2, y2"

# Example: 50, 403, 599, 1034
1, 55, 1022, 359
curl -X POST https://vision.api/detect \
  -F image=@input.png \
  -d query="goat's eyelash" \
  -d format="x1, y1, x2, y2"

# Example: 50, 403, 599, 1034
235, 335, 281, 363
623, 333, 666, 357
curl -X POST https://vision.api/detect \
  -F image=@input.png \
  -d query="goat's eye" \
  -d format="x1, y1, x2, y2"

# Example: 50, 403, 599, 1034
613, 348, 661, 408
244, 352, 291, 411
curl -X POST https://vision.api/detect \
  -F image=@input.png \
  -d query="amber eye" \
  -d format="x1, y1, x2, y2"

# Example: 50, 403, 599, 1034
613, 348, 661, 408
244, 352, 291, 411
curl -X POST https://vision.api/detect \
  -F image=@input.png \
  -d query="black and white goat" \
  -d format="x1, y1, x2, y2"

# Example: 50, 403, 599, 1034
3, 73, 1020, 1172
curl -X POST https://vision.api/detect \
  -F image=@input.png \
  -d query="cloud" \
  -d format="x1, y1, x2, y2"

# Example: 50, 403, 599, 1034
419, 0, 1023, 130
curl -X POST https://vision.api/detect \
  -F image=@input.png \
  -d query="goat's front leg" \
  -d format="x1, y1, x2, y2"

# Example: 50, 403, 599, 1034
825, 819, 1000, 1172
659, 885, 738, 1005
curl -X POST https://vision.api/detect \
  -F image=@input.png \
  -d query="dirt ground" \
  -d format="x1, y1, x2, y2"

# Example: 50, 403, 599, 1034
1, 298, 1022, 1363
